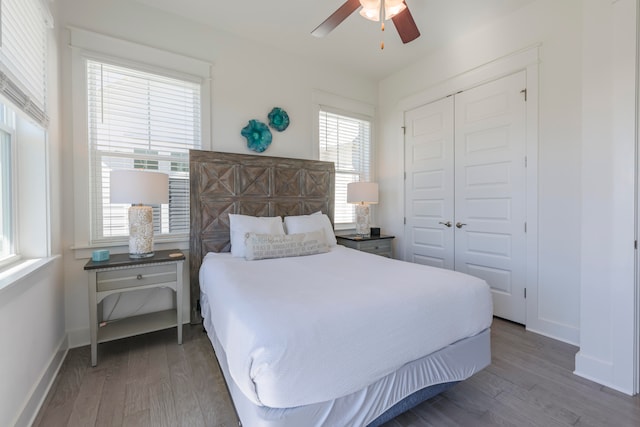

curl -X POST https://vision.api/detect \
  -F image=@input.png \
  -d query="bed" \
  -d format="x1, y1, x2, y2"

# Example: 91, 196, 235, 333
189, 150, 492, 426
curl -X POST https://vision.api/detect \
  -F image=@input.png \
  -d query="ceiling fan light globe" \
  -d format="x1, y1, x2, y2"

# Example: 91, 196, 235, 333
385, 2, 406, 20
359, 0, 381, 21
359, 7, 380, 21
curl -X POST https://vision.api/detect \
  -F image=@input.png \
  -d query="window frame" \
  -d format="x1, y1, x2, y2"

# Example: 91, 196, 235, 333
313, 90, 376, 230
85, 58, 202, 244
0, 104, 18, 267
70, 28, 212, 254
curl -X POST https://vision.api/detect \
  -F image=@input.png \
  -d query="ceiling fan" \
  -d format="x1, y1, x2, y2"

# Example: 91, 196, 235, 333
311, 0, 420, 48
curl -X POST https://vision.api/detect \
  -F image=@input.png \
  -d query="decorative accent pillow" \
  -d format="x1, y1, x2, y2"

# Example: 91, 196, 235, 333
284, 212, 337, 246
229, 214, 285, 258
244, 230, 329, 261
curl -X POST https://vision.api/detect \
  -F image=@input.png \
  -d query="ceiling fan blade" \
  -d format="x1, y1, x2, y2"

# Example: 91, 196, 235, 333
392, 3, 420, 44
312, 0, 361, 38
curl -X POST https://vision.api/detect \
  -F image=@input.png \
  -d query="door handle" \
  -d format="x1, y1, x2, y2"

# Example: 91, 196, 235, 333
456, 222, 467, 229
438, 221, 452, 228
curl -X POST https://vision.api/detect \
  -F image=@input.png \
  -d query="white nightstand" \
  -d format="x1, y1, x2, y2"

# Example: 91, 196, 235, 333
84, 249, 185, 366
336, 235, 395, 258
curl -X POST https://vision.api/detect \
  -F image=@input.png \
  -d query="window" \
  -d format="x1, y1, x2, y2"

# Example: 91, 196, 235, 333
0, 0, 52, 127
0, 103, 16, 263
0, 0, 52, 271
86, 59, 201, 243
319, 109, 372, 225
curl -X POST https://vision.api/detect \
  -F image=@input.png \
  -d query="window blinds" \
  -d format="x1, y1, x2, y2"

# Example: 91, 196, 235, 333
87, 59, 201, 243
0, 0, 51, 127
319, 109, 372, 224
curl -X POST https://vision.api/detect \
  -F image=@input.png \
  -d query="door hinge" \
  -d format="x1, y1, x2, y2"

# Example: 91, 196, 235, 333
402, 126, 406, 135
524, 288, 527, 299
520, 88, 527, 101
404, 171, 407, 180
524, 156, 527, 167
635, 240, 638, 250
404, 217, 406, 225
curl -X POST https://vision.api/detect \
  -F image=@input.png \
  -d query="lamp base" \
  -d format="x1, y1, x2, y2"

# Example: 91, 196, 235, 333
129, 251, 155, 259
128, 205, 155, 259
355, 203, 371, 237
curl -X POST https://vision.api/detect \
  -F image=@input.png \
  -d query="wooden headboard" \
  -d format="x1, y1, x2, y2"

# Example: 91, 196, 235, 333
188, 149, 335, 323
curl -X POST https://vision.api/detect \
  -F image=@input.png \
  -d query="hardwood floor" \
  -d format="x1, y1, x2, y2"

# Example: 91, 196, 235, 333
34, 318, 640, 427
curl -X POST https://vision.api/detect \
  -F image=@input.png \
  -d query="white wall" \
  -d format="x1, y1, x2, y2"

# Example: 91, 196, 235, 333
0, 2, 67, 424
0, 260, 65, 427
57, 0, 377, 346
378, 0, 582, 345
577, 0, 637, 395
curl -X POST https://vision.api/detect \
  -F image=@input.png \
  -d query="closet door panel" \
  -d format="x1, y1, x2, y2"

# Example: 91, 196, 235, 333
404, 97, 455, 268
454, 71, 527, 324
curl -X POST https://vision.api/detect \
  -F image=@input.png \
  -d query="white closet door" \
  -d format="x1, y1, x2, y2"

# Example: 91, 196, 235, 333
453, 71, 527, 324
403, 71, 528, 324
404, 96, 455, 268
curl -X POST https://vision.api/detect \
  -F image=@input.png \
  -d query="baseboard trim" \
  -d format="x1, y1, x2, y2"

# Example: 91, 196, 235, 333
526, 318, 580, 346
13, 333, 68, 427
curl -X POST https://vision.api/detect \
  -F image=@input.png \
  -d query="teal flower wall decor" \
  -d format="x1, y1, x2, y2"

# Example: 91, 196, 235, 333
268, 107, 290, 132
241, 119, 272, 153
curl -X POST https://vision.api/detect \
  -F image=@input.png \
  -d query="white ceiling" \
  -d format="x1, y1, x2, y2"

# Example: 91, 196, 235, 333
133, 0, 536, 80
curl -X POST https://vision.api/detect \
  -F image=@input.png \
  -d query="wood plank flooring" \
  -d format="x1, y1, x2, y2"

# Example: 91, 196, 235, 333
34, 318, 640, 427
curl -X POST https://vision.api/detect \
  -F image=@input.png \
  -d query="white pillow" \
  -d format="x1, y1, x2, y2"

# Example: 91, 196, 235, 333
284, 212, 337, 246
229, 214, 285, 257
244, 230, 329, 260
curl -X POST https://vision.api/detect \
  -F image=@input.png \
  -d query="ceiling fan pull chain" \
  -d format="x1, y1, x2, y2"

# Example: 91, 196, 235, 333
380, 0, 385, 50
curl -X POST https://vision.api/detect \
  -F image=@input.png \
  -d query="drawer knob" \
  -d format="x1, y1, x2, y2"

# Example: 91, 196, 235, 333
136, 274, 143, 280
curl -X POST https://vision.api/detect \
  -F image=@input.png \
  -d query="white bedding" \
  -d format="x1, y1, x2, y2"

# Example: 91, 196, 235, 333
199, 245, 492, 409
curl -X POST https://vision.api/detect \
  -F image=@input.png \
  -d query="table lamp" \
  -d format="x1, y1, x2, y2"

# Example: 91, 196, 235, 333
347, 181, 379, 237
110, 169, 169, 258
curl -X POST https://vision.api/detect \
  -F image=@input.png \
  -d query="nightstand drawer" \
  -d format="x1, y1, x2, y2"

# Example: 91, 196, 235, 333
97, 263, 177, 292
356, 239, 392, 254
336, 235, 395, 258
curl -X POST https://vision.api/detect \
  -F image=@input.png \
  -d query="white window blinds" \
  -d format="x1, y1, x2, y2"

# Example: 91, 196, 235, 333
87, 59, 201, 243
0, 0, 51, 127
319, 109, 372, 225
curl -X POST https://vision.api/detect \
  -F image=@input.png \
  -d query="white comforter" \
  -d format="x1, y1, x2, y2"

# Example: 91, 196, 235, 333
199, 245, 492, 409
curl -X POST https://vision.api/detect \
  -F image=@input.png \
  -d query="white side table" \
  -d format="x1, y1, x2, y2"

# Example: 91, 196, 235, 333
84, 249, 184, 366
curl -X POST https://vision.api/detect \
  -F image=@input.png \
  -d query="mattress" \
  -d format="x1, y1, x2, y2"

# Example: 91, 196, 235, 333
203, 292, 491, 427
199, 245, 493, 409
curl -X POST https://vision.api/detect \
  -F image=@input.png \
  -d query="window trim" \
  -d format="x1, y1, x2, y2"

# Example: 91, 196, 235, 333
312, 90, 375, 229
0, 96, 51, 269
0, 109, 18, 267
69, 28, 212, 250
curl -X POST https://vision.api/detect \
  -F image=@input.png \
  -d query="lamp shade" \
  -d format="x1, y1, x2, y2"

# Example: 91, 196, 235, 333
347, 182, 379, 204
110, 170, 169, 205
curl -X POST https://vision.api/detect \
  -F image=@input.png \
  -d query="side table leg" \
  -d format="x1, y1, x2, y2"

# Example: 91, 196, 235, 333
177, 261, 183, 345
88, 272, 98, 366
